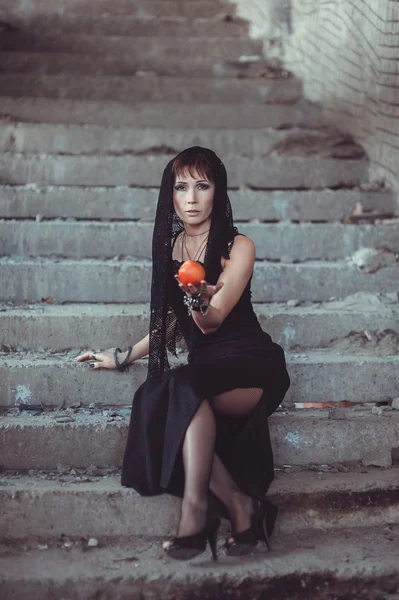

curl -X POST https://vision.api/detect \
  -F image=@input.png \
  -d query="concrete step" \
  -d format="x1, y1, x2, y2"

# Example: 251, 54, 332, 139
0, 33, 261, 58
1, 409, 398, 470
1, 298, 399, 352
1, 257, 397, 303
0, 153, 368, 188
2, 220, 399, 261
0, 123, 364, 158
0, 73, 302, 104
0, 53, 277, 79
1, 525, 398, 600
1, 185, 395, 221
2, 350, 399, 407
0, 97, 324, 129
1, 469, 399, 539
2, 14, 249, 38
2, 0, 235, 19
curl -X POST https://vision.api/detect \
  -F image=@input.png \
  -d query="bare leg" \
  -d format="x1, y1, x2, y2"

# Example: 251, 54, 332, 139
163, 399, 216, 549
209, 387, 264, 541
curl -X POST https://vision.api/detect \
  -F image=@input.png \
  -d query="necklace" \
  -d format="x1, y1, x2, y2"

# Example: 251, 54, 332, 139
184, 228, 210, 238
183, 231, 208, 262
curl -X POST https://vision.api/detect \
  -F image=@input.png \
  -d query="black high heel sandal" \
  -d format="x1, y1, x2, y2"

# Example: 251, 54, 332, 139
224, 498, 278, 556
163, 515, 221, 561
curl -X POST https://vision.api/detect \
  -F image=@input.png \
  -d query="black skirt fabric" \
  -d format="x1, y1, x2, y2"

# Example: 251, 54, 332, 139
121, 331, 290, 505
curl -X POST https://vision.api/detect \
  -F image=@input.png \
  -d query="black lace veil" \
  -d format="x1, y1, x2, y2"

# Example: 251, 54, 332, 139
147, 147, 237, 380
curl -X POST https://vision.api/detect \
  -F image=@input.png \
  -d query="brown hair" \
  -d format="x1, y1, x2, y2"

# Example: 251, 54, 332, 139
172, 149, 214, 183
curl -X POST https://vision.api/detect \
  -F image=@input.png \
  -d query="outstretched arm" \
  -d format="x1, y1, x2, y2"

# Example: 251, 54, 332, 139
176, 235, 256, 335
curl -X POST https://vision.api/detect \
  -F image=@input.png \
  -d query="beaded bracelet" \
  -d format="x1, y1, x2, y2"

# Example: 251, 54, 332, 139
114, 346, 132, 372
183, 294, 209, 316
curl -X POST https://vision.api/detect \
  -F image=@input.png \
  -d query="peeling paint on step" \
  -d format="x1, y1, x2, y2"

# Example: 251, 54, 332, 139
13, 384, 32, 406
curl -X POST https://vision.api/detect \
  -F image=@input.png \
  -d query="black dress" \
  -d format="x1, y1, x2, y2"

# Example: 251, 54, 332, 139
121, 253, 290, 509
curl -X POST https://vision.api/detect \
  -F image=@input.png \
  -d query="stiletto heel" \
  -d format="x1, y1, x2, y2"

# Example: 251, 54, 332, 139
163, 516, 220, 561
224, 498, 277, 556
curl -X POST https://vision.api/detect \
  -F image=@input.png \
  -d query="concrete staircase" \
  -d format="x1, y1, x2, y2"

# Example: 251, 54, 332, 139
0, 1, 399, 598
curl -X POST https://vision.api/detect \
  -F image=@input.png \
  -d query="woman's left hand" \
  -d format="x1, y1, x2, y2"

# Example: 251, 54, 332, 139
174, 275, 224, 304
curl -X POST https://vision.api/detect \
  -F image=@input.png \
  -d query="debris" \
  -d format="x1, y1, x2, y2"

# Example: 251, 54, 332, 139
1, 343, 14, 353
280, 256, 294, 263
237, 55, 261, 63
113, 556, 139, 563
391, 398, 399, 410
69, 401, 82, 409
325, 292, 391, 313
55, 416, 75, 423
269, 131, 364, 158
119, 408, 131, 418
336, 463, 350, 473
309, 464, 331, 472
103, 409, 118, 417
19, 403, 42, 413
328, 408, 347, 420
352, 202, 364, 216
37, 544, 49, 550
56, 400, 65, 411
327, 329, 399, 357
35, 214, 41, 222
371, 406, 391, 416
57, 464, 70, 475
385, 292, 399, 303
86, 465, 99, 476
287, 299, 300, 308
42, 296, 53, 303
362, 450, 392, 468
348, 247, 397, 273
87, 538, 99, 548
63, 540, 74, 548
375, 217, 399, 225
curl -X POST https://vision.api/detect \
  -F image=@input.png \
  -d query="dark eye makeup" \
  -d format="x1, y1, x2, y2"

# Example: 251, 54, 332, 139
174, 183, 211, 191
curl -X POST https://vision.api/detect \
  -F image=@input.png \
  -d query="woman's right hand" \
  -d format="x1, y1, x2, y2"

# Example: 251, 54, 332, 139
74, 351, 117, 370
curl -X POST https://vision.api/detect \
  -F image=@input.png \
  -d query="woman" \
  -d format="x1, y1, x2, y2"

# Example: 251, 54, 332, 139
76, 147, 290, 561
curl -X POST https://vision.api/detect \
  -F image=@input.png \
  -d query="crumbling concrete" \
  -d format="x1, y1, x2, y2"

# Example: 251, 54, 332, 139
0, 153, 366, 188
0, 123, 354, 157
2, 0, 236, 19
0, 52, 277, 79
1, 410, 399, 470
0, 468, 398, 539
0, 526, 398, 600
1, 257, 399, 303
1, 351, 399, 407
0, 97, 323, 129
0, 73, 303, 104
1, 296, 398, 351
1, 13, 249, 38
1, 185, 394, 221
0, 33, 262, 58
2, 220, 399, 260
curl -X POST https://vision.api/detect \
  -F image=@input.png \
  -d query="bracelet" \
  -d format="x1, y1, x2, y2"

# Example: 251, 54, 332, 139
183, 294, 209, 316
114, 346, 132, 372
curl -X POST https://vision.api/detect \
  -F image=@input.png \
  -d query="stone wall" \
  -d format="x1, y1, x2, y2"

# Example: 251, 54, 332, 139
234, 0, 399, 200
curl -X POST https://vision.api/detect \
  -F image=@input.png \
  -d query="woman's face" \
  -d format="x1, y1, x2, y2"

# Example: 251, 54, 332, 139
173, 170, 215, 228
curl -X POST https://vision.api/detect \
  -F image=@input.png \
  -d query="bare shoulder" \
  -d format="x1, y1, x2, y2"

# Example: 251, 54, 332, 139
230, 235, 256, 261
222, 235, 255, 269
